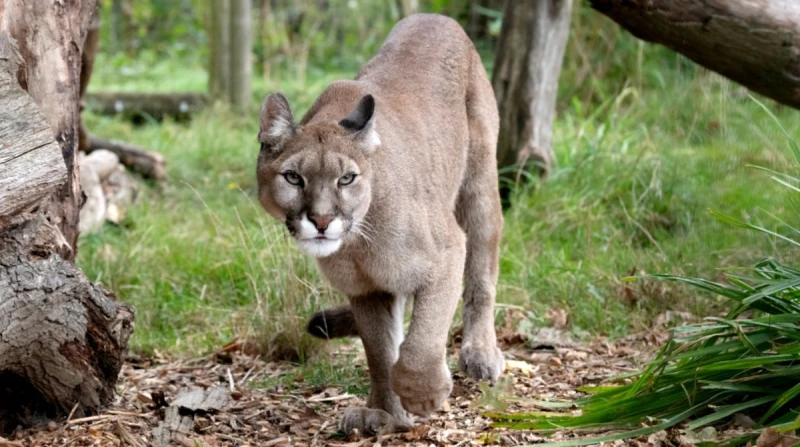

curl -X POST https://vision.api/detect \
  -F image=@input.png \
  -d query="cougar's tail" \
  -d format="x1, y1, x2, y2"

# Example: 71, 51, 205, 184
306, 305, 359, 339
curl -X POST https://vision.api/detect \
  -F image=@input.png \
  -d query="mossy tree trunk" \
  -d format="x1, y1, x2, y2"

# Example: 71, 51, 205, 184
230, 0, 253, 111
492, 0, 572, 185
209, 0, 231, 102
209, 0, 253, 112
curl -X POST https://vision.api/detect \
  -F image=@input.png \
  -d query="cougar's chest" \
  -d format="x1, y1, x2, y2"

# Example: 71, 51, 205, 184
318, 245, 430, 298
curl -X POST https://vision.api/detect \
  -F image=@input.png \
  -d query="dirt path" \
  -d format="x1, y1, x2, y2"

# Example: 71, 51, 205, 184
7, 329, 662, 447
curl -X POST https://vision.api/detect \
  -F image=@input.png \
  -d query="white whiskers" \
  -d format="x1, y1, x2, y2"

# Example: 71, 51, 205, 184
351, 219, 377, 247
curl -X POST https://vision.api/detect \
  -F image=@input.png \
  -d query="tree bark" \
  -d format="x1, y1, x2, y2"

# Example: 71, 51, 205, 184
229, 0, 253, 112
492, 0, 572, 183
79, 15, 101, 153
589, 0, 800, 111
0, 1, 135, 430
209, 0, 231, 103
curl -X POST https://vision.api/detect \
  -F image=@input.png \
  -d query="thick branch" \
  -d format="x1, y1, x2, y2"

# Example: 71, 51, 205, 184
590, 0, 800, 109
87, 134, 166, 181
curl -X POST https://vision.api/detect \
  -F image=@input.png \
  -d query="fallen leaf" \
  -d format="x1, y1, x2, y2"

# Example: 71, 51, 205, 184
403, 424, 429, 441
471, 376, 514, 411
476, 432, 501, 445
563, 350, 588, 361
505, 359, 536, 377
682, 426, 717, 444
172, 386, 230, 413
756, 428, 800, 447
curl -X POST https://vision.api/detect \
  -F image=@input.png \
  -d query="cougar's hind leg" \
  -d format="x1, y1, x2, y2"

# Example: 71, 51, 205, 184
454, 51, 505, 381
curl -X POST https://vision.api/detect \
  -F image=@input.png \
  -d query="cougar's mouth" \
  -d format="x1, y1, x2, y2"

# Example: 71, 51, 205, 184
291, 214, 347, 258
296, 238, 342, 258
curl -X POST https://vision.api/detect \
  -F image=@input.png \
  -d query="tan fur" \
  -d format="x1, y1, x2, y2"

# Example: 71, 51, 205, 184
257, 13, 504, 434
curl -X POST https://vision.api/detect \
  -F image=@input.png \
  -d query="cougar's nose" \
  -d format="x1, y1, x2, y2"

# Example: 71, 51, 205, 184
308, 214, 334, 232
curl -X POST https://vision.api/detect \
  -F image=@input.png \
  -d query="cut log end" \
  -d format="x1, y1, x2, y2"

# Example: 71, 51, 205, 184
0, 220, 135, 433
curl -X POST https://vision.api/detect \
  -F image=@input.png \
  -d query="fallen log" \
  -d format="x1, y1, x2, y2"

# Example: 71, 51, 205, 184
87, 134, 166, 181
84, 92, 209, 122
589, 0, 800, 110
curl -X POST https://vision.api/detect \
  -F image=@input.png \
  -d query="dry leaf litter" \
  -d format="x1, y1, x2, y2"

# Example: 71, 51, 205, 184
6, 311, 775, 446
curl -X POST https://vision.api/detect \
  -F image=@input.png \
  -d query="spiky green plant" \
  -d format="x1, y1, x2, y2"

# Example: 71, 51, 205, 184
487, 99, 800, 446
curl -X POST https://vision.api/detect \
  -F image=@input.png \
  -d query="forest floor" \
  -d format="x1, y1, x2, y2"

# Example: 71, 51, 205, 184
9, 314, 759, 447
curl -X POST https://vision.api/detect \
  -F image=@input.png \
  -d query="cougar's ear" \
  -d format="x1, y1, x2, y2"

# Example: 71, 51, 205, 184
339, 94, 380, 154
259, 92, 296, 154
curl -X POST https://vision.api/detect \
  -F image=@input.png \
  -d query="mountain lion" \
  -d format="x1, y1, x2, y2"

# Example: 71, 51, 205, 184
256, 13, 504, 434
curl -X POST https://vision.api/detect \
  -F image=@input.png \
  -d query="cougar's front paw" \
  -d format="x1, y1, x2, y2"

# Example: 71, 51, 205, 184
391, 358, 452, 417
458, 344, 504, 381
339, 407, 411, 435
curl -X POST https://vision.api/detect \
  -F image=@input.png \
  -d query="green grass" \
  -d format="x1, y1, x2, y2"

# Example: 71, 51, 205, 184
501, 81, 800, 337
77, 8, 800, 360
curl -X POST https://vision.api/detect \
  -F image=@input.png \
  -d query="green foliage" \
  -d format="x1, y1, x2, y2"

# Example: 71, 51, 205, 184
487, 104, 800, 446
96, 0, 481, 87
98, 0, 206, 57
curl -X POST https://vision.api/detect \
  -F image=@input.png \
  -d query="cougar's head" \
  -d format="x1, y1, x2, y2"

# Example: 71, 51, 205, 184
256, 92, 380, 258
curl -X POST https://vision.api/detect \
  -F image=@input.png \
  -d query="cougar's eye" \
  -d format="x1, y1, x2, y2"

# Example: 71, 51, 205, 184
338, 173, 356, 186
283, 171, 304, 187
